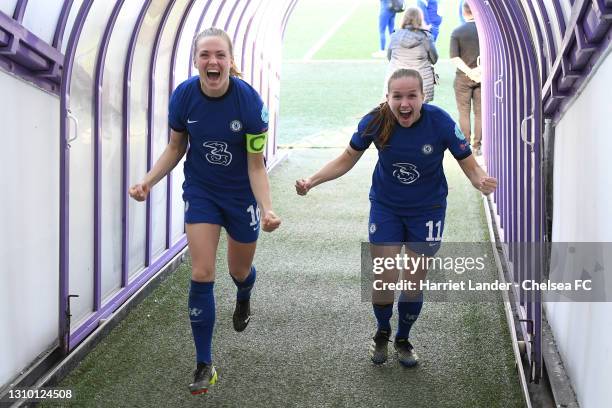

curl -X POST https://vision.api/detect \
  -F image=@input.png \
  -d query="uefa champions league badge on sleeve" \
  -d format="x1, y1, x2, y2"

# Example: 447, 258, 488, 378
261, 106, 269, 124
454, 124, 466, 140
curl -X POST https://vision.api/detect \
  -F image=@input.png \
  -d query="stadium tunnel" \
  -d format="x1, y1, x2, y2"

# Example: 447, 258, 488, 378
1, 0, 611, 406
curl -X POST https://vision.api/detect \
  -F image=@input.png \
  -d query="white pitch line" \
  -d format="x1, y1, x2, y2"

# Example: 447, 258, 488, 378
302, 0, 363, 61
284, 58, 452, 64
286, 59, 383, 64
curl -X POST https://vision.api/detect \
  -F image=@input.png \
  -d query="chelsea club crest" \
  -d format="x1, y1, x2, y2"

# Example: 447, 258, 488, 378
230, 120, 242, 132
422, 144, 433, 155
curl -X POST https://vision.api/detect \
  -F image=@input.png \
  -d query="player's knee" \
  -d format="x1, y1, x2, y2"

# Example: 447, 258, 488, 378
228, 265, 251, 282
372, 289, 395, 305
191, 265, 215, 282
400, 289, 423, 302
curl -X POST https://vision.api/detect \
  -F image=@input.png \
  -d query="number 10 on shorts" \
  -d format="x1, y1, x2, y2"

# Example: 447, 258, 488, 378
425, 220, 442, 241
247, 204, 261, 227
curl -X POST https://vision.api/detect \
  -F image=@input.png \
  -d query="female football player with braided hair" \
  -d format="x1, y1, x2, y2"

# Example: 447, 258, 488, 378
129, 27, 280, 394
296, 68, 496, 367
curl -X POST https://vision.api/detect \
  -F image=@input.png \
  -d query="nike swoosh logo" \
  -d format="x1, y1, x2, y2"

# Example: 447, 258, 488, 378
187, 119, 198, 124
244, 316, 251, 323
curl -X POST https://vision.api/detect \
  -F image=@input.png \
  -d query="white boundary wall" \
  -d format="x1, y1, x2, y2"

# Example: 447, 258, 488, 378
547, 50, 612, 408
0, 71, 60, 387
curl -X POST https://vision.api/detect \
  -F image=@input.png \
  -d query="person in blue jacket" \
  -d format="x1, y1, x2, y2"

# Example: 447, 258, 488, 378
458, 0, 466, 23
374, 0, 398, 57
417, 0, 443, 42
129, 27, 281, 395
295, 68, 496, 367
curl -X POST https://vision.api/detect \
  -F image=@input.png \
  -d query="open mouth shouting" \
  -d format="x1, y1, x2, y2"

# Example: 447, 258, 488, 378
206, 68, 222, 84
399, 108, 413, 121
200, 66, 228, 97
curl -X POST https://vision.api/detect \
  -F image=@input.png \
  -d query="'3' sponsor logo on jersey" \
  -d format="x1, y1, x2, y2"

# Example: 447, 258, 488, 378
202, 141, 232, 166
392, 163, 420, 184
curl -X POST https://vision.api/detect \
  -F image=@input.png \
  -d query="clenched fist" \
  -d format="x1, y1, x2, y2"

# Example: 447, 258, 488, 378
128, 183, 150, 201
295, 178, 312, 196
261, 210, 281, 232
477, 176, 497, 195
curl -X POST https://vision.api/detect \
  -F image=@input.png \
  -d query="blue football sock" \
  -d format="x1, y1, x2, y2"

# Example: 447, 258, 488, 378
189, 280, 215, 364
373, 303, 393, 332
396, 291, 423, 339
231, 265, 256, 301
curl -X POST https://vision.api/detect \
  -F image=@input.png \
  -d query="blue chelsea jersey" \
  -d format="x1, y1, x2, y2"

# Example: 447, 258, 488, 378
168, 76, 269, 198
350, 104, 472, 214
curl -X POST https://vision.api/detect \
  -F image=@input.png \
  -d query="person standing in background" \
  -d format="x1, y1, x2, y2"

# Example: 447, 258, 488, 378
417, 0, 442, 42
385, 7, 438, 102
450, 0, 482, 154
374, 0, 397, 58
458, 0, 466, 23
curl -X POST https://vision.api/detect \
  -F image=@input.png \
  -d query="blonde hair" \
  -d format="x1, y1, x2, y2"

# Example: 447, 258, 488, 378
401, 7, 430, 30
192, 27, 242, 77
362, 69, 424, 149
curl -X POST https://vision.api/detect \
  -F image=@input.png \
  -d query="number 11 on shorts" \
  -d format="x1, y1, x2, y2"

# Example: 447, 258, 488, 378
425, 220, 442, 241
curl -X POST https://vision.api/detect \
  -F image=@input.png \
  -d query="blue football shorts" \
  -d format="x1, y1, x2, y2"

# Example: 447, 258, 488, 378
184, 190, 260, 243
368, 201, 446, 256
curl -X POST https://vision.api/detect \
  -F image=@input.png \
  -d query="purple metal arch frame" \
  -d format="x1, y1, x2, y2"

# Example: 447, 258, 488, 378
0, 0, 75, 93
521, 0, 547, 89
168, 0, 197, 247
62, 0, 202, 352
250, 1, 274, 89
59, 0, 95, 355
495, 0, 525, 358
533, 0, 557, 76
0, 9, 64, 93
232, 0, 253, 47
240, 1, 263, 86
93, 0, 126, 312
479, 0, 519, 370
53, 0, 74, 51
503, 0, 543, 382
211, 0, 227, 27
223, 0, 241, 32
473, 0, 544, 382
123, 0, 153, 290
281, 0, 299, 40
13, 0, 27, 23
541, 0, 612, 121
73, 0, 194, 350
145, 0, 177, 268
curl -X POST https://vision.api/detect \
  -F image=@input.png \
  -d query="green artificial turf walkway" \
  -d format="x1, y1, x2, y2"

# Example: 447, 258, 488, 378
46, 146, 522, 407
